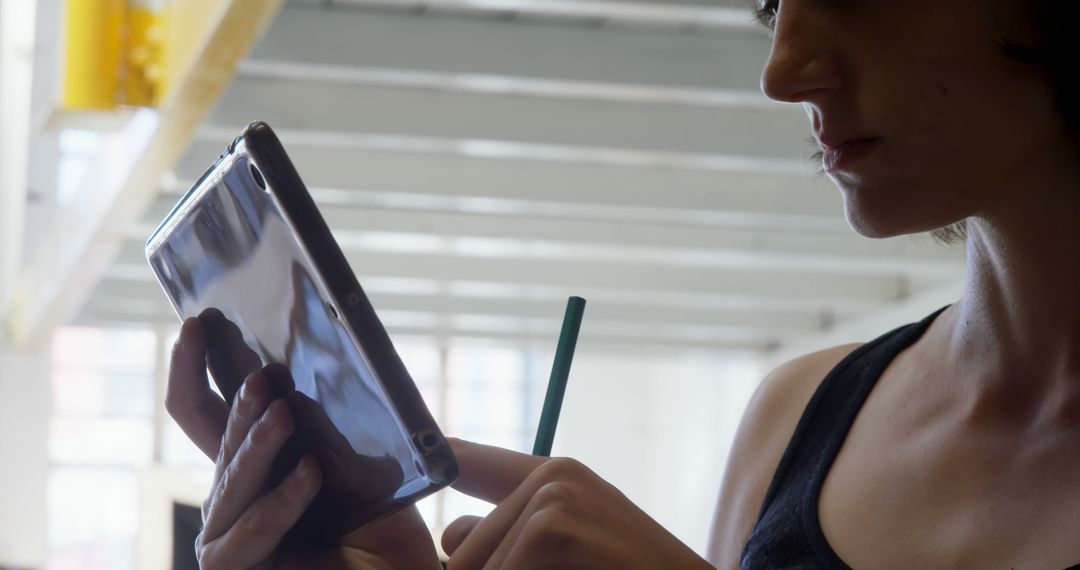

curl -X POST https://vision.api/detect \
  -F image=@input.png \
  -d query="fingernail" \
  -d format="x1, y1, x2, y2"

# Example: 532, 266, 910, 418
284, 456, 317, 501
262, 401, 280, 428
295, 456, 312, 481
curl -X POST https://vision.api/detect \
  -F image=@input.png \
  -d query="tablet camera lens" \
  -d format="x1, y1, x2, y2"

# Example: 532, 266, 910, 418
413, 430, 440, 453
249, 163, 266, 190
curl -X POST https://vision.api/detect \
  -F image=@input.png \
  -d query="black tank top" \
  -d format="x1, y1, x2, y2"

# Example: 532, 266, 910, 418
739, 305, 1080, 569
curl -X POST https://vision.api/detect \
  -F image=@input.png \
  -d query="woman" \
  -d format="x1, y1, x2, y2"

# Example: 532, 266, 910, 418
166, 0, 1080, 567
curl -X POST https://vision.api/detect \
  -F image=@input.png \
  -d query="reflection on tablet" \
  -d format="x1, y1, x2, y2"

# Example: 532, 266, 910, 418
148, 155, 427, 539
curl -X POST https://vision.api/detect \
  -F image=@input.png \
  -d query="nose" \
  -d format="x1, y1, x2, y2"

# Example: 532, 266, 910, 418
759, 4, 842, 104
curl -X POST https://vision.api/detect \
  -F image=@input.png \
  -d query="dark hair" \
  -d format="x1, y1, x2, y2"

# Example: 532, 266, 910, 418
749, 1, 1080, 246
1007, 0, 1080, 139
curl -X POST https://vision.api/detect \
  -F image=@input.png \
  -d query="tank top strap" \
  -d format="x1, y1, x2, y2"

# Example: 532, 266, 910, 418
740, 304, 950, 569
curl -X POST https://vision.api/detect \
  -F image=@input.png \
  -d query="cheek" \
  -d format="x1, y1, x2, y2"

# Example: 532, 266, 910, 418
906, 87, 1055, 220
827, 6, 1061, 238
918, 34, 1058, 158
847, 63, 1057, 236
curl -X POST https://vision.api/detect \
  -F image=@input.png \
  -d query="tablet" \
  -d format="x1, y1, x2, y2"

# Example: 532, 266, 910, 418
145, 121, 457, 540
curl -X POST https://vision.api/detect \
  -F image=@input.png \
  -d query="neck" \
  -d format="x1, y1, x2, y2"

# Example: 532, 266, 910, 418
939, 143, 1080, 428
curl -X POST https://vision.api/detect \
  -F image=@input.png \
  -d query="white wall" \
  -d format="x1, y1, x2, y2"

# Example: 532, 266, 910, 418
0, 340, 52, 568
552, 348, 762, 556
14, 325, 765, 568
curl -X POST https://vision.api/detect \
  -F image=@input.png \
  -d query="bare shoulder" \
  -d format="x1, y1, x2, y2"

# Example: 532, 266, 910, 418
706, 343, 864, 570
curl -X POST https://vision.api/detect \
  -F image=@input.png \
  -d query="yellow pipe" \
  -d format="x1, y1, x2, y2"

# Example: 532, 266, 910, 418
125, 7, 167, 106
62, 0, 125, 110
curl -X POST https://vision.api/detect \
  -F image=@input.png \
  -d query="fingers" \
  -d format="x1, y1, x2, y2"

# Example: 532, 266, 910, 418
442, 515, 483, 555
447, 458, 590, 570
448, 438, 547, 504
199, 308, 263, 403
215, 370, 273, 481
197, 455, 322, 570
482, 478, 581, 569
262, 362, 297, 398
285, 391, 353, 489
166, 317, 229, 459
202, 399, 296, 541
287, 391, 353, 459
442, 438, 547, 566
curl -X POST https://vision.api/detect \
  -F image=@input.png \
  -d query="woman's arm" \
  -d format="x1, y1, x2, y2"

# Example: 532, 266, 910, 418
706, 343, 863, 570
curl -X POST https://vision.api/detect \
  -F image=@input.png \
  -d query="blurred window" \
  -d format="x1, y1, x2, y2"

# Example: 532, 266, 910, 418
47, 327, 155, 570
47, 325, 544, 566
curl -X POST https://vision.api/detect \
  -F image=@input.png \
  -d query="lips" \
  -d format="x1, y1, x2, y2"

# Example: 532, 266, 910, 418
820, 137, 880, 173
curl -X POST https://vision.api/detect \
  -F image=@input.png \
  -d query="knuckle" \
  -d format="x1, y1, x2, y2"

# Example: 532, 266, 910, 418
217, 463, 239, 502
215, 440, 229, 466
533, 481, 575, 508
248, 419, 274, 447
169, 340, 187, 367
231, 385, 259, 424
164, 392, 206, 425
217, 438, 237, 467
200, 496, 213, 522
200, 552, 222, 570
522, 508, 576, 550
227, 399, 244, 425
194, 532, 212, 566
535, 457, 589, 482
216, 447, 233, 472
250, 407, 287, 446
281, 476, 311, 507
241, 508, 273, 537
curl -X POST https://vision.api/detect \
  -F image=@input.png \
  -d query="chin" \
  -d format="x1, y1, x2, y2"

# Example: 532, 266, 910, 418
836, 171, 972, 240
846, 218, 898, 239
840, 196, 903, 238
842, 202, 933, 239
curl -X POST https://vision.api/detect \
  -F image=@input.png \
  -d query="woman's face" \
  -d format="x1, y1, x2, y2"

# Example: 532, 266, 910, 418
759, 0, 1069, 237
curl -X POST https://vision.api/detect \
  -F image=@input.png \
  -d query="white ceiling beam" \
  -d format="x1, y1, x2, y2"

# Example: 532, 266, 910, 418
198, 126, 812, 177
111, 240, 905, 306
313, 211, 961, 276
177, 134, 842, 233
256, 6, 771, 92
236, 59, 777, 110
91, 276, 827, 334
328, 0, 760, 30
75, 299, 775, 353
205, 78, 810, 160
299, 251, 902, 305
179, 130, 833, 214
105, 260, 871, 321
135, 198, 963, 275
175, 138, 843, 231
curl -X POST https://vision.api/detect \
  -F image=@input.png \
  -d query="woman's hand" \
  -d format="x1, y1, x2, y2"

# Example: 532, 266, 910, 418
167, 317, 441, 570
442, 439, 715, 570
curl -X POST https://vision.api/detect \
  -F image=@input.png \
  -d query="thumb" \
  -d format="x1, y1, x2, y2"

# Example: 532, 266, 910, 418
441, 515, 482, 555
447, 438, 548, 504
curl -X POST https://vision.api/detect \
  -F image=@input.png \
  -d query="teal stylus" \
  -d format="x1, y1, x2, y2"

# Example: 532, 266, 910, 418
532, 296, 586, 457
